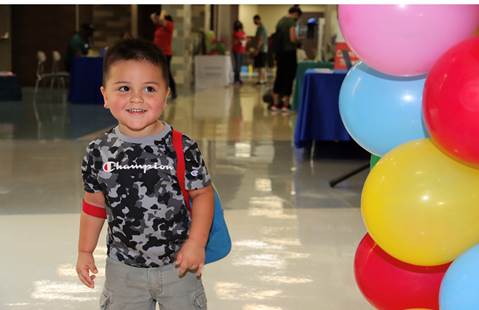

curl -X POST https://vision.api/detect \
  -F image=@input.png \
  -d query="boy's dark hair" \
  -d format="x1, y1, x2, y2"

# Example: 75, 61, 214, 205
289, 5, 303, 16
253, 14, 261, 20
103, 38, 169, 85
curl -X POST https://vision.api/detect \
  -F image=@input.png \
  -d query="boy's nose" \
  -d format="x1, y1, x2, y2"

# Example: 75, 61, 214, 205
129, 92, 144, 103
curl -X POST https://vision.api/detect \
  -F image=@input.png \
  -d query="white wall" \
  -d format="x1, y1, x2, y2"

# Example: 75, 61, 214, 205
238, 4, 258, 36
239, 5, 327, 37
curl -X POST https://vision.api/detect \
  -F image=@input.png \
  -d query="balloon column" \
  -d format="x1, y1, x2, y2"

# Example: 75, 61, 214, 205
338, 5, 479, 309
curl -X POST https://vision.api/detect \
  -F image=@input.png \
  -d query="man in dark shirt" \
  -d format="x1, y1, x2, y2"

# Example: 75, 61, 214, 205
253, 15, 268, 85
271, 6, 302, 114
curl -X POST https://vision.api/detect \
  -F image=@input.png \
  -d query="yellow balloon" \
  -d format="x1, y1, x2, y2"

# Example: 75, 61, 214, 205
362, 139, 479, 266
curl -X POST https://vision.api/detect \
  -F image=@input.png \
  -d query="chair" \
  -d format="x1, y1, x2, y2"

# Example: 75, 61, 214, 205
34, 50, 69, 94
52, 51, 69, 76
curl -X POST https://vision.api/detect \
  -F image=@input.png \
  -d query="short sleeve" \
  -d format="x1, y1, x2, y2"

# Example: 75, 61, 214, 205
255, 28, 259, 38
183, 140, 211, 191
81, 142, 102, 193
288, 19, 296, 30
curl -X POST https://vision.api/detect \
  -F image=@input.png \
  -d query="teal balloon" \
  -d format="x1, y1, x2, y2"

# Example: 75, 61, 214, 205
339, 62, 428, 156
440, 244, 479, 309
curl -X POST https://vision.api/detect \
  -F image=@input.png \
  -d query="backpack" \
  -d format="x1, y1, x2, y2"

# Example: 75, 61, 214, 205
172, 129, 232, 264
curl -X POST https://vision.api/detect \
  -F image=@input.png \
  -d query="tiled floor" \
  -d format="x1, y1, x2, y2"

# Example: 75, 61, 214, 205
0, 84, 371, 309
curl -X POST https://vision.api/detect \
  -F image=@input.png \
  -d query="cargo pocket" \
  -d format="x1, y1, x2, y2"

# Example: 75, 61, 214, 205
193, 290, 207, 309
100, 289, 112, 310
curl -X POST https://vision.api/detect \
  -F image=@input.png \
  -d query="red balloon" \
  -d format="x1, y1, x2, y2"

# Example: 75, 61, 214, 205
424, 37, 479, 166
355, 234, 449, 310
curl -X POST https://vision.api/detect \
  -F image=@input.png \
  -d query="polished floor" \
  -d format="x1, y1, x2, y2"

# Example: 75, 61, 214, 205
0, 83, 371, 309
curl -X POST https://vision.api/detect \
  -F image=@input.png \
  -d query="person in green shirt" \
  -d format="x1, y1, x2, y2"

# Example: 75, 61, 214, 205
271, 5, 302, 114
253, 15, 268, 85
65, 23, 94, 72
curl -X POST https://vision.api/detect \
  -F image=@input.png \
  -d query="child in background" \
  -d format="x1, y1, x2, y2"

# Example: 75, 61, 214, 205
232, 20, 247, 84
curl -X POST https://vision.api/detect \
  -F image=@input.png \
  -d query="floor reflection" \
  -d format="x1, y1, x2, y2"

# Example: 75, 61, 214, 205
0, 81, 370, 309
0, 88, 115, 140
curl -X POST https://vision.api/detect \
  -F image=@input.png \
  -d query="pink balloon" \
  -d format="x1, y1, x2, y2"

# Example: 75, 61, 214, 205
338, 5, 479, 76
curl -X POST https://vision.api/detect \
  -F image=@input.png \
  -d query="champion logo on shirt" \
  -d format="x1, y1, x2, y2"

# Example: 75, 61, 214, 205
103, 162, 173, 173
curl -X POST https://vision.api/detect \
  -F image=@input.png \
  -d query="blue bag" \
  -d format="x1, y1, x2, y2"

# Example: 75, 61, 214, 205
172, 129, 232, 264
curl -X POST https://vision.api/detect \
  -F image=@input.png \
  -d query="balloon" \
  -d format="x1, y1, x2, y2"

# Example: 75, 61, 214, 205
362, 139, 479, 266
355, 234, 448, 310
338, 5, 479, 76
370, 154, 381, 169
424, 37, 479, 167
339, 63, 427, 156
440, 244, 479, 309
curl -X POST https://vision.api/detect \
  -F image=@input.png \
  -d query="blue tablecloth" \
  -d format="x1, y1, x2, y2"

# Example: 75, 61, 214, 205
292, 61, 334, 111
68, 57, 103, 104
294, 69, 350, 148
0, 76, 22, 101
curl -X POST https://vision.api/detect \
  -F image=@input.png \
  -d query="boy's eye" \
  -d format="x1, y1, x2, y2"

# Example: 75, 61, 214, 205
118, 86, 129, 92
145, 86, 156, 93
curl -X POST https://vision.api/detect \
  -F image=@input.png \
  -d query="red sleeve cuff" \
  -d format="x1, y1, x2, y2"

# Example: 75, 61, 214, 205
82, 199, 107, 219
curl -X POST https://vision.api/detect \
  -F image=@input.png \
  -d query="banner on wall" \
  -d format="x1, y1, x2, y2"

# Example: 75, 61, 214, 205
334, 42, 360, 70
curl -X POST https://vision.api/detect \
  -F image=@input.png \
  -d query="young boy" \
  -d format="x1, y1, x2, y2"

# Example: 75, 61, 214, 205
76, 39, 213, 310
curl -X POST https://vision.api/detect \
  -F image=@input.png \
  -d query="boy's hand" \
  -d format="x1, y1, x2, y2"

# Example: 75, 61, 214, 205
175, 239, 205, 278
76, 251, 98, 289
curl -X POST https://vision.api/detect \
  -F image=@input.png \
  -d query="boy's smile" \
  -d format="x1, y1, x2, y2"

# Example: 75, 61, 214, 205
126, 108, 147, 114
101, 59, 169, 138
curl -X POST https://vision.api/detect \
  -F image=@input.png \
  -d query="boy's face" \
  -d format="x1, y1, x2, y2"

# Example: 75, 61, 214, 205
101, 60, 168, 137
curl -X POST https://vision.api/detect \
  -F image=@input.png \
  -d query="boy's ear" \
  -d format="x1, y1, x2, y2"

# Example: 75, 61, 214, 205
163, 87, 170, 105
100, 86, 109, 108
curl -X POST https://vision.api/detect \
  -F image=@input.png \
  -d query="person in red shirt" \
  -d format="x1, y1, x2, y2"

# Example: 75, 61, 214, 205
151, 11, 177, 99
232, 21, 247, 84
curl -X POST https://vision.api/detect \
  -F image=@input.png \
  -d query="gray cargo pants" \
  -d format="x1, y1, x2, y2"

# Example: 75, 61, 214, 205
100, 257, 207, 310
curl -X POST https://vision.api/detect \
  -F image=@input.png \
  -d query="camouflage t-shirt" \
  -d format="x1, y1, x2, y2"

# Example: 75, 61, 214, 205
81, 123, 211, 268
